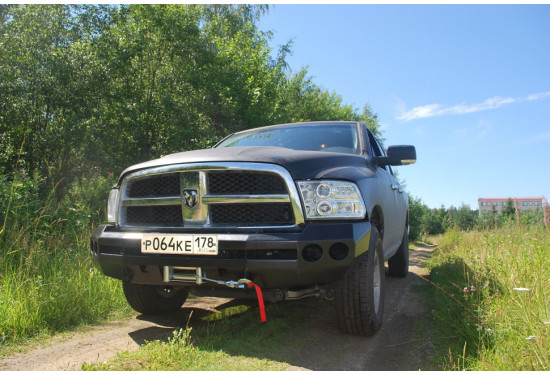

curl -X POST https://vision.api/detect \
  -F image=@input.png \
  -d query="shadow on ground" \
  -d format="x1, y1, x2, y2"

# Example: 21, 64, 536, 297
129, 298, 248, 345
125, 247, 439, 371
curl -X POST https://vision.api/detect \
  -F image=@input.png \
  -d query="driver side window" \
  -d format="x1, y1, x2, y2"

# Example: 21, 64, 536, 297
367, 129, 392, 174
368, 132, 383, 157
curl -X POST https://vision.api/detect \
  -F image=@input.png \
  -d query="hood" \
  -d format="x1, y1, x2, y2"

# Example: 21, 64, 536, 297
119, 146, 374, 182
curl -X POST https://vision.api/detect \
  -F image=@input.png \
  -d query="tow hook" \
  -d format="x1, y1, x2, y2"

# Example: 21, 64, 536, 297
196, 275, 265, 322
195, 275, 252, 289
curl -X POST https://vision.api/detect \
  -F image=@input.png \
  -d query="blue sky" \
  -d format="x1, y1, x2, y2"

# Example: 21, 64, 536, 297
258, 4, 550, 209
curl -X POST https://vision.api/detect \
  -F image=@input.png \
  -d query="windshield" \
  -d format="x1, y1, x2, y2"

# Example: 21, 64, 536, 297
216, 123, 360, 154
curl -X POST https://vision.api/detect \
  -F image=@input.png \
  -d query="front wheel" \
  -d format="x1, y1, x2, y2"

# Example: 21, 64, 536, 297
122, 283, 188, 315
334, 227, 385, 336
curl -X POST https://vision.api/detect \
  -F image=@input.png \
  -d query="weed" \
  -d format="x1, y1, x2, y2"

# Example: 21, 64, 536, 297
426, 227, 549, 370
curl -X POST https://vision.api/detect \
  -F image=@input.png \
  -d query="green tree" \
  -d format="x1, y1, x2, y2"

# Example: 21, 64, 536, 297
1, 4, 381, 196
0, 5, 114, 191
502, 198, 516, 218
408, 195, 428, 241
453, 205, 476, 231
423, 207, 448, 235
272, 68, 357, 124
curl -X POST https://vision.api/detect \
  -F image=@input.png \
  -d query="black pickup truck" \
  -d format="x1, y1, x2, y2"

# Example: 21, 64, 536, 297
90, 121, 416, 336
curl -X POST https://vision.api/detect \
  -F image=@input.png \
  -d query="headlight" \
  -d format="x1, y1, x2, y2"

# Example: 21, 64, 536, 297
297, 181, 366, 219
107, 188, 119, 223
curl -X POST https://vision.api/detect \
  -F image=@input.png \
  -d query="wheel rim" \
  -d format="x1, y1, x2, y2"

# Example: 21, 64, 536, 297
373, 250, 381, 314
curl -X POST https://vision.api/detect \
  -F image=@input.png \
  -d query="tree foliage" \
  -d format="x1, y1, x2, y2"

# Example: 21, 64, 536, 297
408, 195, 546, 240
0, 4, 381, 196
501, 198, 516, 218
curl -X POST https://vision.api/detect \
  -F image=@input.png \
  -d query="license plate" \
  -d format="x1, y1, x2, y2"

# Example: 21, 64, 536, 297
141, 234, 218, 255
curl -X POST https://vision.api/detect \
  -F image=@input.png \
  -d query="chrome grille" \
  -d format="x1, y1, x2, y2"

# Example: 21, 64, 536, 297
119, 163, 304, 228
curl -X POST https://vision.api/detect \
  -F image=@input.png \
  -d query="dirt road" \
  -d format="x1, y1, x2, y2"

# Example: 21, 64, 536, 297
0, 245, 437, 371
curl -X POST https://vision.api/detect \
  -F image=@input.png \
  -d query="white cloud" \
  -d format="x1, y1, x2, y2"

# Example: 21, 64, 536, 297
526, 92, 550, 101
399, 104, 442, 121
397, 91, 550, 121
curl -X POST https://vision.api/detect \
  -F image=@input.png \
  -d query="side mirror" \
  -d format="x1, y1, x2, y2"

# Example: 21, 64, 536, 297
375, 145, 416, 166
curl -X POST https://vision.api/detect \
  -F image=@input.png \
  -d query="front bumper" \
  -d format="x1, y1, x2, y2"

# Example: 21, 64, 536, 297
90, 221, 372, 289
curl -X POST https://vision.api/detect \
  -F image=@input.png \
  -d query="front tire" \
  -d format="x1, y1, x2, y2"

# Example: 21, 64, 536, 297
122, 283, 188, 315
335, 227, 385, 336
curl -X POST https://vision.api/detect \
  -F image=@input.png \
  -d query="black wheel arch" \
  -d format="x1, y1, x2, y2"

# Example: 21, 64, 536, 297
369, 204, 384, 240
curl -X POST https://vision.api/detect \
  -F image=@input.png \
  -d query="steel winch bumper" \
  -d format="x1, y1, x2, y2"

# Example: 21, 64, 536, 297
90, 220, 372, 290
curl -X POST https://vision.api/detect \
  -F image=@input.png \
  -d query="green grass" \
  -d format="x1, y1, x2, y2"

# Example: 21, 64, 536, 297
83, 298, 327, 371
83, 326, 290, 371
0, 226, 131, 344
0, 172, 131, 346
425, 226, 549, 370
3, 169, 547, 370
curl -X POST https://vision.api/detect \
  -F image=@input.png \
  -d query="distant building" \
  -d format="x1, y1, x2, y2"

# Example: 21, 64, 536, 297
478, 197, 544, 214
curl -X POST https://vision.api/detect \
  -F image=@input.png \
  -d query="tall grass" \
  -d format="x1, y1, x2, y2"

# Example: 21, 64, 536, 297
0, 171, 130, 344
426, 226, 549, 370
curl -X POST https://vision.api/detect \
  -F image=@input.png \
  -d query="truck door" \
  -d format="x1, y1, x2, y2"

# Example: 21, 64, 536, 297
366, 129, 406, 256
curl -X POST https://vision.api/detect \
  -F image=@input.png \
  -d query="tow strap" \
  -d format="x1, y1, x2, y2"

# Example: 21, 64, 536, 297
247, 281, 266, 323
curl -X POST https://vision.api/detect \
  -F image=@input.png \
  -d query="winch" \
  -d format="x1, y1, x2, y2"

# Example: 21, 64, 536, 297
163, 266, 265, 322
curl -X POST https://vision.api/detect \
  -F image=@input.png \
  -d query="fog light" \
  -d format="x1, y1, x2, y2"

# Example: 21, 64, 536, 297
302, 244, 323, 262
329, 243, 349, 261
107, 188, 119, 223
